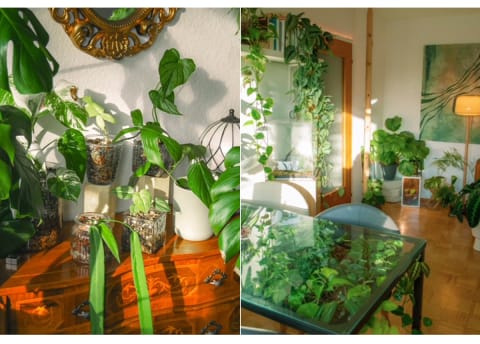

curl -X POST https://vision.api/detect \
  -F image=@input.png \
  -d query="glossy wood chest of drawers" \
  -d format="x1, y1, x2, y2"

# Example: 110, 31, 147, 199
0, 234, 240, 334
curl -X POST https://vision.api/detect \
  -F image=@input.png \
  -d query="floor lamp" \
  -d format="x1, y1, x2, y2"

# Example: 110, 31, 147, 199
453, 95, 480, 186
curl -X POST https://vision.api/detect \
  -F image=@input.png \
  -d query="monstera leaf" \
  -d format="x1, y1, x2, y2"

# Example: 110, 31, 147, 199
0, 8, 58, 94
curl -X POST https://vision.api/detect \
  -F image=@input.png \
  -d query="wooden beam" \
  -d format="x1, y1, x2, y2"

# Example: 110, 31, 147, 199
363, 8, 373, 194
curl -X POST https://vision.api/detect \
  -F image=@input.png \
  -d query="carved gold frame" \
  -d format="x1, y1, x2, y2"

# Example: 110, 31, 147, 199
49, 8, 177, 60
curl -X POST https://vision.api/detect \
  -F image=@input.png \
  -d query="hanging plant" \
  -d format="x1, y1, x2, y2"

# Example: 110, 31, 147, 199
284, 12, 336, 189
241, 8, 277, 180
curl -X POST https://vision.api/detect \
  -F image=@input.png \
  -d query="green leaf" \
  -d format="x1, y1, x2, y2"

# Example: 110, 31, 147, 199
89, 224, 105, 334
217, 216, 240, 263
210, 166, 240, 201
57, 128, 87, 182
158, 48, 196, 96
131, 230, 154, 333
423, 317, 433, 327
130, 109, 144, 127
0, 160, 11, 200
0, 105, 32, 145
297, 302, 320, 319
187, 160, 215, 208
10, 141, 43, 218
0, 123, 14, 164
47, 167, 81, 201
209, 190, 239, 235
99, 222, 120, 263
44, 91, 87, 129
0, 217, 35, 258
0, 8, 59, 94
149, 89, 181, 116
223, 146, 240, 169
131, 189, 152, 215
114, 185, 135, 200
319, 301, 338, 323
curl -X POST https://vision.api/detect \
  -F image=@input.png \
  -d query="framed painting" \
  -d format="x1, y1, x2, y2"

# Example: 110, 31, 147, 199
401, 176, 421, 207
420, 43, 480, 144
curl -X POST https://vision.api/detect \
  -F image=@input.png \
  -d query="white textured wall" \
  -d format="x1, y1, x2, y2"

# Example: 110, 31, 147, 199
31, 8, 240, 219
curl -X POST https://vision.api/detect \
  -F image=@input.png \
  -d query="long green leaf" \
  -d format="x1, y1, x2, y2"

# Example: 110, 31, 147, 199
209, 190, 239, 234
131, 230, 153, 334
89, 224, 105, 334
0, 159, 11, 200
10, 141, 43, 218
99, 222, 120, 263
187, 161, 215, 208
218, 216, 240, 263
0, 105, 32, 145
0, 123, 14, 164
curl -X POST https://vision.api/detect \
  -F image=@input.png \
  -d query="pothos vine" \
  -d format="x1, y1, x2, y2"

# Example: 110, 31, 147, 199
241, 8, 276, 180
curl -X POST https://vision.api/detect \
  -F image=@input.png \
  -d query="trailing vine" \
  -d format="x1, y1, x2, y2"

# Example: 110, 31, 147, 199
241, 8, 276, 180
284, 12, 336, 188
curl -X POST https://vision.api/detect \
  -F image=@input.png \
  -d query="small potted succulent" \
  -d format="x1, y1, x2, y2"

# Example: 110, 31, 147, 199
114, 186, 171, 254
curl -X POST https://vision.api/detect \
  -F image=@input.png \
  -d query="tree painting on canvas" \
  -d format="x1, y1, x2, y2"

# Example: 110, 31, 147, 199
420, 43, 480, 144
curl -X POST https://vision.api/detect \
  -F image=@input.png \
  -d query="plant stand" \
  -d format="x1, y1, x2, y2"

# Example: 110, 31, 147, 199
83, 183, 117, 220
383, 179, 402, 203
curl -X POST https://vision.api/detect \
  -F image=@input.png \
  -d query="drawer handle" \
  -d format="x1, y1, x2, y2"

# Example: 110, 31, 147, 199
72, 300, 90, 320
204, 268, 227, 287
200, 320, 223, 334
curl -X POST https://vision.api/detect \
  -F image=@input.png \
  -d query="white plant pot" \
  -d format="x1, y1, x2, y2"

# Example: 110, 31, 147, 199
471, 226, 480, 251
172, 182, 213, 241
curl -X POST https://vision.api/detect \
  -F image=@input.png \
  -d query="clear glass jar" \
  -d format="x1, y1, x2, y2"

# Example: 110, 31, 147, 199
71, 212, 110, 264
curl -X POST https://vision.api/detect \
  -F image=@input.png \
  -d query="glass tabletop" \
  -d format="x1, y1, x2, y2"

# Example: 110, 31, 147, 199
240, 202, 427, 334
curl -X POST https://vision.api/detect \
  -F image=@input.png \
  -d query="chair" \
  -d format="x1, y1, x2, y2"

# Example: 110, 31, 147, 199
316, 203, 400, 232
241, 180, 316, 216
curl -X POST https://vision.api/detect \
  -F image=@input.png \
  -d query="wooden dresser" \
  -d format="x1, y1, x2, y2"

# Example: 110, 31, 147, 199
0, 228, 240, 334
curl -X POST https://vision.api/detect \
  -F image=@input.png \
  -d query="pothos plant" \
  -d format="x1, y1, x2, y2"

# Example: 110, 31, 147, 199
241, 8, 276, 180
284, 12, 336, 190
113, 47, 214, 209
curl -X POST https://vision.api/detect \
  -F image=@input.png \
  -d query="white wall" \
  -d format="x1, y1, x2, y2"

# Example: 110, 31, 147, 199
372, 8, 480, 196
263, 8, 480, 202
31, 8, 240, 220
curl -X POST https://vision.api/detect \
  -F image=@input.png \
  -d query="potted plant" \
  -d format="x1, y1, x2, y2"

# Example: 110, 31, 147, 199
82, 95, 123, 185
284, 12, 336, 191
114, 48, 216, 241
424, 175, 458, 209
0, 8, 61, 258
114, 186, 171, 254
361, 178, 386, 207
370, 116, 404, 180
450, 179, 480, 251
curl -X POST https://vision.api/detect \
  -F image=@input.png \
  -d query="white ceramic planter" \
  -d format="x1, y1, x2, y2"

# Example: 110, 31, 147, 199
471, 226, 480, 251
172, 182, 213, 241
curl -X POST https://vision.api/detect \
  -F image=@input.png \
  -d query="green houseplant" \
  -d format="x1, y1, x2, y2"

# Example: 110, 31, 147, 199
0, 9, 86, 257
241, 8, 275, 180
370, 116, 404, 180
114, 186, 171, 254
284, 12, 335, 191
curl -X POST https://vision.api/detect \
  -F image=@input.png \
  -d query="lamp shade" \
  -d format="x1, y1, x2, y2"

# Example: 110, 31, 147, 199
453, 95, 480, 116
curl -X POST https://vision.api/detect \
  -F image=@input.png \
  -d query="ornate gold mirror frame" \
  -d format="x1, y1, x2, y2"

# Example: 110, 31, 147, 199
49, 8, 177, 60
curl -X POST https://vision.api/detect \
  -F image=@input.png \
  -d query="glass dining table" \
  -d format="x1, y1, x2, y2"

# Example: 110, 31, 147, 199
240, 201, 427, 334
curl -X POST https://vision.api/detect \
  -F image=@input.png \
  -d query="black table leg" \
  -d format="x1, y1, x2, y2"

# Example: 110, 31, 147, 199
412, 248, 425, 333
